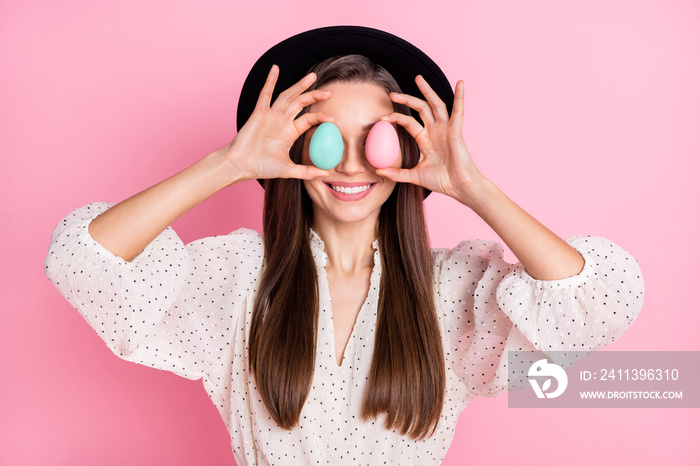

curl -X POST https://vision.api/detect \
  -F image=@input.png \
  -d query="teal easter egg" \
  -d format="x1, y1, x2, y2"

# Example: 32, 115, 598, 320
309, 122, 343, 170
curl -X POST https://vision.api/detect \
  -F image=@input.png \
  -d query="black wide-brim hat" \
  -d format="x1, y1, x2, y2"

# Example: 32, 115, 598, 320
236, 25, 454, 197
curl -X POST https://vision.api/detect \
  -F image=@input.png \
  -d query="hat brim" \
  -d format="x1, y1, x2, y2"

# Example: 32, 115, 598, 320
236, 26, 454, 198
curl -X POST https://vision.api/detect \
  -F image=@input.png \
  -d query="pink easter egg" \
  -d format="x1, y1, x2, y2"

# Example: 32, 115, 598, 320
365, 121, 400, 168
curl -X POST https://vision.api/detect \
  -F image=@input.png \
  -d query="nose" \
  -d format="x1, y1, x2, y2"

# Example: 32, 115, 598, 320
334, 140, 368, 176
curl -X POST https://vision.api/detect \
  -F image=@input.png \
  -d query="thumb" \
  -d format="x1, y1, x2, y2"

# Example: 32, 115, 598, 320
284, 163, 330, 180
375, 167, 421, 185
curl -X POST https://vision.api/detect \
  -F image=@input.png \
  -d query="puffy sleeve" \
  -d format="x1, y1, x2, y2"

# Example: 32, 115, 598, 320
44, 202, 264, 380
435, 235, 644, 398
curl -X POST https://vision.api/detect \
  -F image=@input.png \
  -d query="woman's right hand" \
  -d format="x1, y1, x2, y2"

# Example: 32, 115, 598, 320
218, 64, 334, 183
86, 65, 331, 262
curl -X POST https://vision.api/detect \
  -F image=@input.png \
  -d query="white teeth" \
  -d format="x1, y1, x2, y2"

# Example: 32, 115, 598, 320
330, 184, 372, 194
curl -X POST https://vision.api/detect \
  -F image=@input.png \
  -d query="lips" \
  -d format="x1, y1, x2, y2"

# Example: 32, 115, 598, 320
324, 182, 376, 201
328, 183, 373, 194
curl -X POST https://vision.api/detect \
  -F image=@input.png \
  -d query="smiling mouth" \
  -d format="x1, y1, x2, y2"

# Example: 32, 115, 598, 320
325, 183, 376, 194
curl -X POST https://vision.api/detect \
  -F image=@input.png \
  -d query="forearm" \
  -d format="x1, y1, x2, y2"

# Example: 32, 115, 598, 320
88, 150, 242, 262
458, 177, 585, 280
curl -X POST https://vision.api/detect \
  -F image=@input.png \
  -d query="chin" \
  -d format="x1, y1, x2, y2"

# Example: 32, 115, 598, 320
338, 212, 379, 225
316, 203, 382, 225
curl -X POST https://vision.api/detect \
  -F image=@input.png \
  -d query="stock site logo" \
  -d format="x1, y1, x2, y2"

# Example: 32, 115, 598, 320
528, 359, 568, 398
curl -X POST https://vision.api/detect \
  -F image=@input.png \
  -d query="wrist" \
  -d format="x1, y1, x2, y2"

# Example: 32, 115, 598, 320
202, 149, 250, 190
453, 174, 498, 213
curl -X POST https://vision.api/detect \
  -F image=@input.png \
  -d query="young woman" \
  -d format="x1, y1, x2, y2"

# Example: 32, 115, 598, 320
45, 26, 644, 465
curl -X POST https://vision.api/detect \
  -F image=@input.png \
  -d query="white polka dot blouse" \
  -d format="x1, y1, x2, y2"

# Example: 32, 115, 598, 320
44, 202, 644, 465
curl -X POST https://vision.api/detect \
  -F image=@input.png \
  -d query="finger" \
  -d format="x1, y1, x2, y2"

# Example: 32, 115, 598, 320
380, 112, 424, 139
388, 92, 435, 124
273, 72, 318, 109
415, 75, 450, 121
294, 112, 335, 135
286, 89, 331, 118
450, 80, 465, 130
375, 167, 422, 186
283, 162, 330, 181
254, 64, 279, 111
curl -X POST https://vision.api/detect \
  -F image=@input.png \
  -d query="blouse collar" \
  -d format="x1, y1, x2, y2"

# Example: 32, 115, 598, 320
309, 228, 380, 268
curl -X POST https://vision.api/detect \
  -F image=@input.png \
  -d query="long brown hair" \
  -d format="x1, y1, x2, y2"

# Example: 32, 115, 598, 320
248, 55, 445, 440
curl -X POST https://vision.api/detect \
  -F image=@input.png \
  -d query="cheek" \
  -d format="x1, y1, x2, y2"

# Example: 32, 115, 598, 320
302, 179, 324, 206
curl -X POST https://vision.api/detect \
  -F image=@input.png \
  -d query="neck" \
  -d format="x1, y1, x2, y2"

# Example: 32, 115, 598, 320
311, 214, 377, 274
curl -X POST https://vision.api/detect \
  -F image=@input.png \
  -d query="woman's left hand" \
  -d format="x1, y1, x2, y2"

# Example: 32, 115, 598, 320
376, 76, 484, 205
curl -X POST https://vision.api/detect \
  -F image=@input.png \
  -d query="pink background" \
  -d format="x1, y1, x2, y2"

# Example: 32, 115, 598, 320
2, 0, 699, 464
